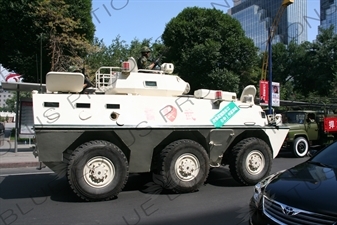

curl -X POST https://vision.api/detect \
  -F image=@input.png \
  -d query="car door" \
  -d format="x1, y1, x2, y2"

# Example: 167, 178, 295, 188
305, 113, 319, 140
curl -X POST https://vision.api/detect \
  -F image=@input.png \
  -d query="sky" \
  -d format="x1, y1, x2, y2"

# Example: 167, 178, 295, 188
92, 0, 321, 45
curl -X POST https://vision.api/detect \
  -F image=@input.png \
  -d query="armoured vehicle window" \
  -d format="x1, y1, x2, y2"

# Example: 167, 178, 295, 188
144, 81, 157, 87
44, 102, 59, 107
106, 104, 120, 109
76, 103, 90, 108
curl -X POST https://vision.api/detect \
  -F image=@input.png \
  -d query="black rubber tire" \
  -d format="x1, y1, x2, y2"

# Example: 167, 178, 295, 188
229, 137, 272, 186
293, 137, 309, 158
67, 140, 129, 201
156, 139, 209, 193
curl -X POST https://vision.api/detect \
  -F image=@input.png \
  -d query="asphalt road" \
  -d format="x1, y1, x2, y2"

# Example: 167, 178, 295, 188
0, 153, 307, 225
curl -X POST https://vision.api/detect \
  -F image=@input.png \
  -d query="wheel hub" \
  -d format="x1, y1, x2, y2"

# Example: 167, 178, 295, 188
178, 159, 195, 177
298, 142, 306, 153
175, 153, 200, 181
249, 155, 261, 171
83, 156, 115, 188
246, 150, 265, 175
90, 165, 107, 181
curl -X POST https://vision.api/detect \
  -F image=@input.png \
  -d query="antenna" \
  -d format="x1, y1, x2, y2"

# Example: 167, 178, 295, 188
39, 33, 43, 93
36, 54, 38, 83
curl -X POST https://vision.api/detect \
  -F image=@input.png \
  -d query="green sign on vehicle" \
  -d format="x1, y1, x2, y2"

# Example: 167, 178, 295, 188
210, 102, 240, 128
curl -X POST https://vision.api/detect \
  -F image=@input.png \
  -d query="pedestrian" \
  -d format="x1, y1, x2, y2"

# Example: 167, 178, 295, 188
0, 122, 4, 136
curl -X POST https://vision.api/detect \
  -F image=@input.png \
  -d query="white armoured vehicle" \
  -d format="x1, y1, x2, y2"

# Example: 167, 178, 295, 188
32, 57, 289, 201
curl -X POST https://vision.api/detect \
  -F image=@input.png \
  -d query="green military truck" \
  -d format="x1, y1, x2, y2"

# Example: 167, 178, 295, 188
283, 110, 337, 157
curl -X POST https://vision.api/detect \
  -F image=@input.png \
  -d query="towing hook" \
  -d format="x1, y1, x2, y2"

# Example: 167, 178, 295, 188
110, 112, 119, 120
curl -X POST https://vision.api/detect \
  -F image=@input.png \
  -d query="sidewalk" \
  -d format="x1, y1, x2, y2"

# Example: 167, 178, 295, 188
0, 139, 41, 168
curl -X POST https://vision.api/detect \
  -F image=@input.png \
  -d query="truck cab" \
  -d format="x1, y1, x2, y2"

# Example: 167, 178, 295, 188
283, 110, 323, 157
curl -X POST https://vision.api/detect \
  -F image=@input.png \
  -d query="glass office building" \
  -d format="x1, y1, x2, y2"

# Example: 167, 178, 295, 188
229, 0, 308, 51
320, 0, 337, 33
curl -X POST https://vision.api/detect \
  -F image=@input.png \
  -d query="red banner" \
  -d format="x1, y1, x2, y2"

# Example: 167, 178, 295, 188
324, 117, 337, 132
259, 80, 269, 106
259, 80, 280, 107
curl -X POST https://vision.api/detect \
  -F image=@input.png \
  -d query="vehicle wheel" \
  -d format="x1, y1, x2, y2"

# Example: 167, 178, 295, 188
229, 137, 272, 186
156, 139, 209, 193
67, 140, 129, 201
293, 137, 309, 158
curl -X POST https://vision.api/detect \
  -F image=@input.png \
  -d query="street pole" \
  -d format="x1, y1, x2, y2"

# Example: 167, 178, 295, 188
268, 27, 273, 115
14, 90, 19, 153
39, 33, 43, 93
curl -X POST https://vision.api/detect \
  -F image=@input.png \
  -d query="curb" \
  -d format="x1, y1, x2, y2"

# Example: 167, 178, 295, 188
0, 162, 42, 169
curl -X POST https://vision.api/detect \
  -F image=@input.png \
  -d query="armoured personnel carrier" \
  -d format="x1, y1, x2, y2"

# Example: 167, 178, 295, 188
32, 57, 289, 201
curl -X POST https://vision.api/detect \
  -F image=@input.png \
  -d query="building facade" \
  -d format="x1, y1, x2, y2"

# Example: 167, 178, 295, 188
320, 0, 337, 33
0, 87, 13, 108
229, 0, 308, 51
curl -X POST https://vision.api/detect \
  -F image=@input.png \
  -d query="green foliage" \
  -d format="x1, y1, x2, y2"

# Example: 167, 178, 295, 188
270, 42, 290, 83
64, 0, 95, 41
31, 0, 94, 72
84, 37, 129, 80
271, 25, 337, 100
85, 36, 164, 80
2, 1, 337, 104
5, 92, 32, 112
207, 68, 240, 93
0, 0, 41, 82
304, 26, 337, 97
162, 7, 259, 92
0, 0, 94, 82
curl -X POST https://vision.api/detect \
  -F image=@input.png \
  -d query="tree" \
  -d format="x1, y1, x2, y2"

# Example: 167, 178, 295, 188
64, 0, 95, 41
5, 92, 32, 112
270, 42, 290, 84
282, 26, 337, 97
270, 41, 308, 100
85, 37, 164, 81
0, 0, 94, 82
162, 7, 259, 93
306, 26, 337, 96
31, 0, 95, 72
84, 36, 130, 80
0, 0, 42, 82
270, 26, 337, 100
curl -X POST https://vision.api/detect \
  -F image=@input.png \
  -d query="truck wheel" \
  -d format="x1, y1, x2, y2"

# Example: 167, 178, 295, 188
293, 137, 309, 158
156, 139, 209, 193
229, 137, 272, 186
67, 140, 129, 201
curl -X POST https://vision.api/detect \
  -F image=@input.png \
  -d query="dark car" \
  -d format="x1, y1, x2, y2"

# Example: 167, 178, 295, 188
249, 142, 337, 225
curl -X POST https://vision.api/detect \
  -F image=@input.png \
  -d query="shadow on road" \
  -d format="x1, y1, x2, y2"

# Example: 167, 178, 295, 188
276, 148, 311, 159
1, 156, 296, 203
0, 173, 81, 202
206, 167, 243, 187
0, 172, 176, 202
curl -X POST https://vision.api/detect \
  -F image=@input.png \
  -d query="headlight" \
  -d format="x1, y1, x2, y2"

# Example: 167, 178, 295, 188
252, 170, 286, 207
